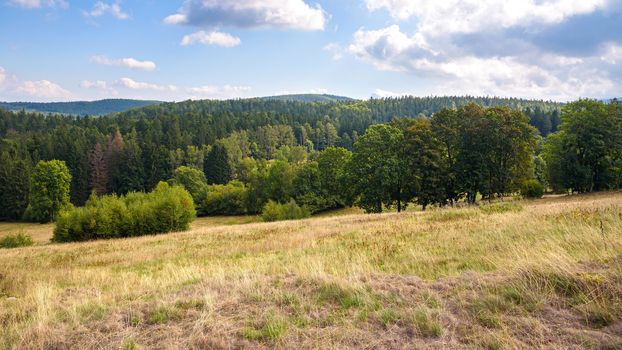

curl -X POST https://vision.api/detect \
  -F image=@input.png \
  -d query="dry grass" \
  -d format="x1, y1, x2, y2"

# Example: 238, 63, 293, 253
1, 192, 621, 349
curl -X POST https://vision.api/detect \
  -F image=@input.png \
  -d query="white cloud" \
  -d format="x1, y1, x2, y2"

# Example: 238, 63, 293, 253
0, 67, 6, 87
165, 0, 326, 31
91, 56, 156, 71
323, 43, 344, 60
84, 1, 129, 20
181, 31, 241, 47
347, 25, 615, 100
0, 66, 73, 101
116, 77, 178, 92
9, 0, 67, 9
16, 80, 73, 100
187, 85, 251, 99
372, 89, 412, 98
80, 80, 119, 96
365, 0, 607, 35
600, 43, 622, 64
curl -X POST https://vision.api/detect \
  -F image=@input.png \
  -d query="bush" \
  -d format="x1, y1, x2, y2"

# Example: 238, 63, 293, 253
200, 181, 248, 215
53, 182, 195, 242
25, 160, 72, 223
261, 199, 311, 222
0, 232, 34, 249
521, 180, 545, 199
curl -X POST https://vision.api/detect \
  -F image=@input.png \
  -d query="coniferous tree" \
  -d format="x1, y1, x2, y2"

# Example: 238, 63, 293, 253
204, 143, 232, 185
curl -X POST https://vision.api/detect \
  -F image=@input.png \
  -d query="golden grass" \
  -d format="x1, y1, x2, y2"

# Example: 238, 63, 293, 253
1, 192, 621, 349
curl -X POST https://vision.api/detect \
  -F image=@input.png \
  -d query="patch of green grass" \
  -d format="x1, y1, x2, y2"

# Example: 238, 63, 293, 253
412, 307, 443, 337
316, 282, 365, 309
76, 301, 108, 322
379, 308, 400, 328
470, 294, 512, 328
0, 232, 34, 249
148, 305, 182, 324
241, 315, 288, 341
121, 338, 142, 350
427, 209, 478, 222
479, 202, 523, 214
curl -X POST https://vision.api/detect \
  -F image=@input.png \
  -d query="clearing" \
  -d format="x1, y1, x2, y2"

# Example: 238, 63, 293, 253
1, 192, 621, 349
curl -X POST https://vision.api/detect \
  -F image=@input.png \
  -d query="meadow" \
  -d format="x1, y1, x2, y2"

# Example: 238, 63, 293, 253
1, 192, 621, 349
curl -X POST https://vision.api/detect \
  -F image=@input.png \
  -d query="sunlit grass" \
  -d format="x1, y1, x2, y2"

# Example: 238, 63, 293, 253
0, 191, 621, 348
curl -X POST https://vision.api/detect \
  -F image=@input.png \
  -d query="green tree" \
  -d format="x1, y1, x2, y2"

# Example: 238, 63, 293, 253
0, 141, 32, 220
172, 166, 208, 204
204, 143, 232, 185
404, 118, 446, 210
25, 160, 72, 223
349, 124, 412, 213
316, 147, 353, 208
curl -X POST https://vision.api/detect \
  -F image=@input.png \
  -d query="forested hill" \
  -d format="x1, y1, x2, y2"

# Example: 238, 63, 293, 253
260, 94, 354, 103
115, 96, 562, 137
0, 99, 161, 116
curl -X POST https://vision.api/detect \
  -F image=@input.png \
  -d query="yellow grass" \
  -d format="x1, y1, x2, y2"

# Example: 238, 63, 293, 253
1, 192, 621, 349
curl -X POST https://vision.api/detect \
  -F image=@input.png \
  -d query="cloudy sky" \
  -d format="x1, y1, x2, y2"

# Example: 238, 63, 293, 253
0, 0, 621, 102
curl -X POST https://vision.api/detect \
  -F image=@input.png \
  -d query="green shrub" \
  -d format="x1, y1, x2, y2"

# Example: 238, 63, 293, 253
53, 182, 195, 242
261, 199, 311, 222
520, 180, 545, 199
200, 181, 248, 215
0, 232, 34, 249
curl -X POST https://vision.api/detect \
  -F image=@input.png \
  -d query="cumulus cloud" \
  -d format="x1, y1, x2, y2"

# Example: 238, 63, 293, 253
0, 66, 73, 101
16, 80, 73, 100
165, 0, 326, 31
91, 56, 156, 71
84, 1, 129, 20
342, 2, 621, 100
9, 0, 67, 9
365, 0, 607, 34
116, 77, 178, 91
80, 80, 119, 96
181, 31, 241, 47
186, 85, 251, 99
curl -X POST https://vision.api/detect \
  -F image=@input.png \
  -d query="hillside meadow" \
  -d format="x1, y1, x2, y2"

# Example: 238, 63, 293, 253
1, 192, 621, 349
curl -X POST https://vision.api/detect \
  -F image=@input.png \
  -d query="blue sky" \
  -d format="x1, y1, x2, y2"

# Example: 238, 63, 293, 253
0, 0, 621, 102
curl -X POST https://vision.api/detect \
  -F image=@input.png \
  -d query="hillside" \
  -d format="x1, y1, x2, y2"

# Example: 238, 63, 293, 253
0, 99, 162, 116
1, 192, 621, 349
260, 94, 355, 103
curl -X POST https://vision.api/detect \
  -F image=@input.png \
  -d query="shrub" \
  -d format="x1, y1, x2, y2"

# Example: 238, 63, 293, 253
53, 182, 195, 242
261, 199, 311, 222
0, 232, 34, 249
200, 181, 248, 215
521, 180, 545, 199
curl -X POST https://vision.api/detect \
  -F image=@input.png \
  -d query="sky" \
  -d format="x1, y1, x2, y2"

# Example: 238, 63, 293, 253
0, 0, 621, 102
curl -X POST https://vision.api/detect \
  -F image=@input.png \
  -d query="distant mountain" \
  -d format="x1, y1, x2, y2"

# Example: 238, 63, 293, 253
0, 99, 162, 116
260, 94, 355, 103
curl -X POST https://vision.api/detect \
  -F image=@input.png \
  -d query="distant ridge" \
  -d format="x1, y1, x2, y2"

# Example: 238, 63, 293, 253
0, 99, 162, 116
259, 94, 355, 103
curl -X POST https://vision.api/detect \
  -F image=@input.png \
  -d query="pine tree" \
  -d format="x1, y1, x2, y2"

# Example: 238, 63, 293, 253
204, 143, 232, 185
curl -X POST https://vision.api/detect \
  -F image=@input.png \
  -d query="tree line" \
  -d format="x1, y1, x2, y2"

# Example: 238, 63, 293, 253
0, 98, 619, 223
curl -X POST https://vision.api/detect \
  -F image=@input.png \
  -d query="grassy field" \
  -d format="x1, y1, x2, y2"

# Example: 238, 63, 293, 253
1, 193, 621, 349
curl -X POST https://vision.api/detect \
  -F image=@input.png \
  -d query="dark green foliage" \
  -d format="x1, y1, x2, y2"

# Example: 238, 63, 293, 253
520, 180, 545, 199
349, 124, 412, 213
200, 181, 248, 215
0, 99, 161, 116
261, 199, 311, 222
204, 143, 232, 185
542, 100, 622, 193
403, 118, 447, 210
25, 160, 72, 223
53, 182, 195, 242
0, 140, 31, 220
171, 166, 209, 204
0, 232, 34, 249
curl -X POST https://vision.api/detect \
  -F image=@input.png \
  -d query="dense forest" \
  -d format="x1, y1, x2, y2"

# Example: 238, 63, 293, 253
0, 99, 161, 116
1, 96, 618, 224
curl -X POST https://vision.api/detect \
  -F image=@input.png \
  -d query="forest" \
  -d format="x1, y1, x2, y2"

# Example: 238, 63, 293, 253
0, 96, 619, 228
